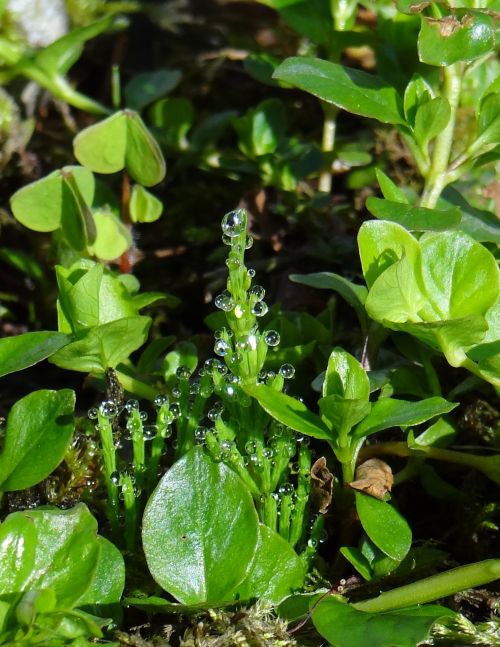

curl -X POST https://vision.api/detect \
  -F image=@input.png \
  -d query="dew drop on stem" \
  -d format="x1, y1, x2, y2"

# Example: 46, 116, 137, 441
264, 330, 280, 347
221, 209, 246, 238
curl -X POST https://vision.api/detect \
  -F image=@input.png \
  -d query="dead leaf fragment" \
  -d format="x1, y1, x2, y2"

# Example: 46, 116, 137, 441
311, 457, 333, 514
348, 458, 393, 500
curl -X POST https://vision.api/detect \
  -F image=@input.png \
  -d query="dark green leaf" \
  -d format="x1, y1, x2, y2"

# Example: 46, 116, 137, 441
323, 348, 370, 401
366, 198, 461, 231
403, 73, 433, 126
476, 92, 500, 149
440, 187, 500, 244
233, 99, 286, 157
273, 57, 405, 124
243, 53, 282, 87
312, 595, 453, 647
245, 384, 331, 440
339, 547, 373, 580
319, 395, 370, 436
260, 0, 333, 45
375, 168, 409, 204
0, 389, 75, 491
414, 97, 451, 149
142, 448, 259, 605
125, 69, 182, 111
355, 493, 411, 561
149, 97, 194, 149
0, 331, 71, 378
418, 12, 496, 66
354, 396, 457, 440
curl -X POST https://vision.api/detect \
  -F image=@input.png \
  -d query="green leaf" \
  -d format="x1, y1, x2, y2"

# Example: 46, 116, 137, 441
233, 99, 286, 157
142, 448, 259, 605
319, 395, 371, 437
323, 348, 370, 400
419, 231, 498, 320
130, 185, 164, 223
125, 69, 182, 111
259, 0, 333, 45
358, 220, 420, 289
0, 331, 71, 378
375, 168, 409, 204
273, 57, 405, 125
77, 537, 125, 606
475, 92, 500, 149
73, 110, 166, 186
403, 74, 433, 127
0, 389, 75, 491
355, 493, 411, 561
0, 248, 44, 282
354, 396, 457, 440
312, 596, 453, 647
231, 524, 305, 604
414, 97, 451, 149
366, 198, 461, 231
10, 165, 94, 233
243, 53, 282, 87
87, 209, 132, 260
56, 262, 103, 333
50, 316, 151, 373
290, 272, 368, 330
339, 547, 373, 581
245, 384, 331, 440
149, 97, 194, 149
440, 187, 500, 244
418, 11, 496, 66
0, 504, 100, 608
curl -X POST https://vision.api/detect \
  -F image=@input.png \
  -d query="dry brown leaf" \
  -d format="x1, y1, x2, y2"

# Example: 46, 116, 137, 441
310, 457, 333, 514
348, 458, 393, 501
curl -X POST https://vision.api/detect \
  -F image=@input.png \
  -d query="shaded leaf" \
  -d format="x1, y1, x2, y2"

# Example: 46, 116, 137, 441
366, 198, 461, 231
125, 69, 182, 111
0, 331, 71, 378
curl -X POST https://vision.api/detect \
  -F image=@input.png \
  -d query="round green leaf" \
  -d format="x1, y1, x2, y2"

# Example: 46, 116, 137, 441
355, 492, 411, 562
125, 69, 182, 111
418, 12, 495, 66
88, 209, 132, 260
142, 447, 259, 605
0, 389, 75, 491
74, 110, 166, 186
129, 185, 163, 223
77, 537, 125, 606
10, 166, 94, 233
231, 524, 306, 604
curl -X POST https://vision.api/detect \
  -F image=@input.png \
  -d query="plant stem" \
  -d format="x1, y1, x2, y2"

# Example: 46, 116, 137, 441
96, 411, 119, 531
318, 102, 338, 194
114, 369, 157, 400
420, 63, 462, 208
352, 559, 500, 613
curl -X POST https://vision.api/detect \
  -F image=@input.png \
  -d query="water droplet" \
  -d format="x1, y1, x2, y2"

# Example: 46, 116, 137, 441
249, 285, 265, 301
278, 482, 294, 495
263, 447, 275, 459
245, 235, 253, 249
110, 471, 120, 485
280, 363, 295, 379
222, 233, 232, 245
237, 334, 258, 351
245, 440, 257, 454
249, 453, 263, 469
220, 440, 233, 459
143, 424, 157, 440
247, 269, 256, 278
125, 399, 139, 413
100, 401, 118, 417
170, 403, 181, 418
140, 411, 148, 422
214, 339, 230, 357
307, 537, 319, 549
172, 386, 181, 398
214, 292, 235, 312
221, 209, 246, 238
154, 394, 168, 407
176, 365, 191, 380
229, 352, 242, 366
226, 257, 240, 270
264, 330, 280, 347
88, 407, 98, 420
251, 301, 268, 317
319, 530, 329, 544
194, 426, 208, 444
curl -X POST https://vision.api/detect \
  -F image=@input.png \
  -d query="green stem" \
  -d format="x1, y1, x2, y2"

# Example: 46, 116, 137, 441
96, 411, 119, 531
420, 63, 462, 208
353, 560, 500, 613
114, 369, 157, 401
318, 102, 338, 194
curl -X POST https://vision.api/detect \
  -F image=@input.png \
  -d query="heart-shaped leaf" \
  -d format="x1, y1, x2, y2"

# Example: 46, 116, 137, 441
130, 185, 163, 223
10, 166, 94, 233
73, 110, 166, 186
88, 209, 132, 260
142, 448, 259, 605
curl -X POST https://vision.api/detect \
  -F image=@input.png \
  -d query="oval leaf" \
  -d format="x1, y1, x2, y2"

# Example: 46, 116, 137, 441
0, 389, 75, 491
0, 331, 71, 378
142, 448, 259, 605
355, 492, 411, 561
273, 57, 405, 125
